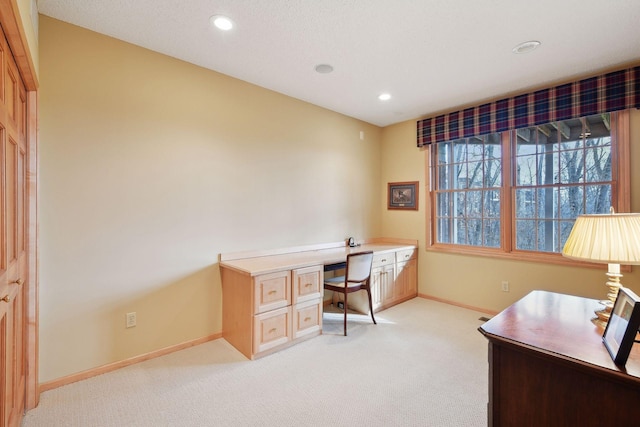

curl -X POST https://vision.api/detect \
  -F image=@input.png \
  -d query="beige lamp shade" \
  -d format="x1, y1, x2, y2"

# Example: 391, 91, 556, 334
562, 212, 640, 265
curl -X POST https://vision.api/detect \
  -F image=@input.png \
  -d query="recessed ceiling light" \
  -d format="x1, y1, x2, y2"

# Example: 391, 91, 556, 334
378, 93, 392, 101
512, 40, 541, 54
315, 64, 334, 74
210, 15, 234, 31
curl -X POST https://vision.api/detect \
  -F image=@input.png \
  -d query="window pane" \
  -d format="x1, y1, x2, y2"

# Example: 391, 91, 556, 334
466, 191, 482, 218
515, 189, 535, 219
437, 141, 451, 165
454, 191, 466, 216
437, 193, 450, 216
585, 184, 611, 214
559, 186, 584, 219
437, 218, 451, 244
516, 155, 536, 186
483, 219, 500, 247
467, 219, 482, 246
484, 190, 500, 218
516, 220, 535, 250
537, 150, 558, 185
467, 161, 483, 188
559, 149, 585, 184
453, 139, 467, 162
536, 187, 558, 219
484, 160, 501, 187
437, 164, 450, 190
453, 163, 468, 189
453, 218, 467, 245
467, 140, 484, 162
485, 138, 501, 159
537, 220, 557, 252
584, 145, 611, 183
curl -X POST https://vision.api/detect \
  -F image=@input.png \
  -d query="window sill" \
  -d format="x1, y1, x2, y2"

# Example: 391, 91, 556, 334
425, 243, 631, 272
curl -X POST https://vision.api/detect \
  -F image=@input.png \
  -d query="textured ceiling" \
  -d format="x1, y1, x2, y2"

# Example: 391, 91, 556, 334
37, 0, 640, 127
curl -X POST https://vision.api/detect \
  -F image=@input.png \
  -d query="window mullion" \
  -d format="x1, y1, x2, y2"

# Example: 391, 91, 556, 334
502, 131, 512, 252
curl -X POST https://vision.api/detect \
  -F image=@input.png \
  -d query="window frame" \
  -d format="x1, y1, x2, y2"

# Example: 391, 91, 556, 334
425, 110, 630, 268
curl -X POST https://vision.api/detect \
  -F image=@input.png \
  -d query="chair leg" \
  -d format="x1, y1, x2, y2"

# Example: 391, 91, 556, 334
366, 286, 377, 325
343, 291, 348, 336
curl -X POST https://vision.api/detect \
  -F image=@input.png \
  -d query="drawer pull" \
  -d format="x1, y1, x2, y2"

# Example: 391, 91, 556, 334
381, 259, 387, 262
404, 254, 410, 259
1, 295, 9, 303
268, 290, 277, 295
12, 278, 24, 285
304, 283, 313, 287
268, 328, 277, 334
304, 317, 311, 322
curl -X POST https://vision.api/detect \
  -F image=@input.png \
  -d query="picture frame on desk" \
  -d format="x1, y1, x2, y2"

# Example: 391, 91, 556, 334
602, 286, 640, 366
388, 181, 418, 210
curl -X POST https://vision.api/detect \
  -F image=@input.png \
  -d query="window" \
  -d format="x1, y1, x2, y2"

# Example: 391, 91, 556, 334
430, 111, 629, 263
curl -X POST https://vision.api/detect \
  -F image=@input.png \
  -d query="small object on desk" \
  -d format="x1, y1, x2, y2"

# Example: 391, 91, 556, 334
347, 237, 356, 247
602, 286, 640, 366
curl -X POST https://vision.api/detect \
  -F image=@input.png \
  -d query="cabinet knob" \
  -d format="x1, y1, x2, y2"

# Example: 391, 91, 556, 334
1, 295, 9, 303
304, 283, 312, 287
268, 328, 277, 334
304, 317, 311, 322
268, 290, 277, 295
12, 278, 24, 286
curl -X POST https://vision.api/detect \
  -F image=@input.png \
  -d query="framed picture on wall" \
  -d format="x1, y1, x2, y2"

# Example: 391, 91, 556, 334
387, 181, 418, 210
602, 286, 640, 366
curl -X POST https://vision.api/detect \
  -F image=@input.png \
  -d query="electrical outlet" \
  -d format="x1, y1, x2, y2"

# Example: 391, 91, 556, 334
501, 281, 510, 292
126, 312, 137, 328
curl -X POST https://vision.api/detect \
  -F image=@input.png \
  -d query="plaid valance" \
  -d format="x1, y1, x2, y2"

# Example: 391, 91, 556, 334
417, 66, 640, 147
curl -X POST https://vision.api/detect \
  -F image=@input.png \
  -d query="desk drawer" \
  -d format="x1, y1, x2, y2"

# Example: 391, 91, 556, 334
292, 265, 323, 304
253, 307, 292, 354
372, 252, 394, 269
254, 271, 291, 314
293, 298, 322, 339
396, 248, 416, 263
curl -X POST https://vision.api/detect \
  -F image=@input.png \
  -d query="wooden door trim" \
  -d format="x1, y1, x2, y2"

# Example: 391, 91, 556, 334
0, 0, 38, 91
0, 0, 39, 411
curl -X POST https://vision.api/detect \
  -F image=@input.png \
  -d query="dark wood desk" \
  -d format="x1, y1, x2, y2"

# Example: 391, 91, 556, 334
479, 291, 640, 427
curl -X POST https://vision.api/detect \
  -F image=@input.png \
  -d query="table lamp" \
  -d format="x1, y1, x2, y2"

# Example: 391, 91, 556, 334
562, 208, 640, 327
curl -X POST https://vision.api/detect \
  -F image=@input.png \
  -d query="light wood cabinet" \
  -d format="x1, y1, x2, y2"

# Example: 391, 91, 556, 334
220, 240, 417, 359
369, 248, 417, 312
395, 248, 418, 303
222, 265, 323, 359
370, 253, 395, 311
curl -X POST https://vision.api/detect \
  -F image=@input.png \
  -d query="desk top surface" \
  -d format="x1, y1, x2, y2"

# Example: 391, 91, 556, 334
479, 290, 640, 380
219, 241, 415, 276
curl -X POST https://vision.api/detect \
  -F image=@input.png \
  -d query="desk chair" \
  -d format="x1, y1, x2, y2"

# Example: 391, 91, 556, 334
324, 251, 376, 336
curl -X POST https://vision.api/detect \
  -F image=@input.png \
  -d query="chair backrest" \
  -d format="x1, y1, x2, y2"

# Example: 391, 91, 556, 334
346, 251, 374, 283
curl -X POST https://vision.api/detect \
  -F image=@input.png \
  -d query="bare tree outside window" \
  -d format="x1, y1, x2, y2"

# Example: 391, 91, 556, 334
432, 112, 621, 259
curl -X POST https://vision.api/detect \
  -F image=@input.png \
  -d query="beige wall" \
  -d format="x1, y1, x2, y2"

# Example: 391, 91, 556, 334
39, 13, 640, 384
39, 16, 382, 382
381, 111, 640, 312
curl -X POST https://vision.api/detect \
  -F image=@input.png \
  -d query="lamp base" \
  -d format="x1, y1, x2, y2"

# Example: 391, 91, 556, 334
593, 270, 622, 328
591, 308, 611, 329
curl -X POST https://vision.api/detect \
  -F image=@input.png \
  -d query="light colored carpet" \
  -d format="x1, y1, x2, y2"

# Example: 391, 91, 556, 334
22, 298, 488, 426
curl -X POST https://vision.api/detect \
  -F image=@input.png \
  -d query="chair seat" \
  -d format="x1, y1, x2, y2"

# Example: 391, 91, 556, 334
324, 276, 363, 289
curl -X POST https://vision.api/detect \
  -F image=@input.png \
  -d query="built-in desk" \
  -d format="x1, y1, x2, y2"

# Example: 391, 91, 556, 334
479, 290, 640, 426
220, 239, 418, 359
